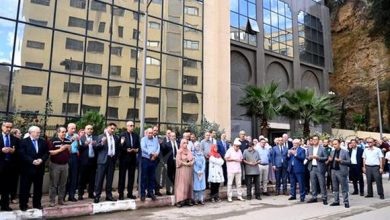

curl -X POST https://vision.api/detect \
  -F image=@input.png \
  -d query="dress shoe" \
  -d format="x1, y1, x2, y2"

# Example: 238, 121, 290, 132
1, 207, 13, 211
119, 195, 124, 200
351, 192, 358, 195
88, 194, 95, 199
307, 198, 318, 203
188, 201, 194, 206
11, 199, 17, 204
199, 201, 205, 205
284, 191, 289, 196
380, 195, 385, 200
329, 202, 340, 206
141, 196, 145, 202
360, 193, 364, 196
127, 195, 136, 199
58, 201, 65, 206
68, 197, 77, 202
300, 198, 305, 202
263, 192, 270, 196
94, 198, 100, 203
255, 196, 262, 200
288, 197, 296, 200
166, 191, 173, 196
237, 197, 245, 201
20, 207, 28, 211
365, 195, 373, 198
345, 203, 350, 208
247, 196, 252, 200
323, 200, 328, 205
106, 197, 117, 202
228, 197, 233, 202
78, 195, 84, 200
33, 206, 43, 210
49, 203, 56, 207
151, 195, 157, 201
155, 191, 163, 196
176, 203, 183, 208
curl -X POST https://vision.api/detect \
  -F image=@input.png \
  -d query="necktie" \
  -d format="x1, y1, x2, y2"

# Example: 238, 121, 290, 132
88, 136, 94, 158
34, 140, 39, 153
173, 141, 177, 158
110, 136, 115, 156
5, 135, 10, 160
129, 133, 133, 147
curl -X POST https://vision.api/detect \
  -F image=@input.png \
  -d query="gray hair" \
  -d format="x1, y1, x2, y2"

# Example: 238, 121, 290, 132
28, 126, 40, 134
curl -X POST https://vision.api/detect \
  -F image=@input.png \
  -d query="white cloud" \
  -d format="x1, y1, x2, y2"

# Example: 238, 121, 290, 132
7, 31, 14, 47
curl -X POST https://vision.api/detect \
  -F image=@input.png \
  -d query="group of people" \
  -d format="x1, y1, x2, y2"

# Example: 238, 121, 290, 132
0, 120, 389, 211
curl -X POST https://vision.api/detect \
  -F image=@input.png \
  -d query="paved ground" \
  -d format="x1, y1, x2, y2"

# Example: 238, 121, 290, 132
73, 178, 390, 220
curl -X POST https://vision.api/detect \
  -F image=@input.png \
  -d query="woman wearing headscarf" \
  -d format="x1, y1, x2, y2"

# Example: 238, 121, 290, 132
193, 142, 206, 205
175, 139, 194, 207
208, 144, 224, 202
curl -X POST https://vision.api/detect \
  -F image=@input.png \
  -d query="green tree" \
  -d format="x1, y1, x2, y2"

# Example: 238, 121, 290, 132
238, 82, 283, 137
281, 89, 336, 139
76, 111, 106, 135
187, 117, 224, 141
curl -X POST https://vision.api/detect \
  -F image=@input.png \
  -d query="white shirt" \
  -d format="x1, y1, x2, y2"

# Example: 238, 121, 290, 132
106, 133, 115, 156
386, 151, 390, 164
312, 146, 319, 166
171, 140, 178, 159
362, 147, 383, 166
351, 148, 357, 165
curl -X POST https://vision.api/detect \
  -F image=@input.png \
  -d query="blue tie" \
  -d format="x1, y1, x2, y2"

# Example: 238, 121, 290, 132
5, 135, 10, 160
33, 140, 38, 153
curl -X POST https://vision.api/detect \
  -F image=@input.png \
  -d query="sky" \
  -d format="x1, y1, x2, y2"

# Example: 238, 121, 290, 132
0, 0, 19, 64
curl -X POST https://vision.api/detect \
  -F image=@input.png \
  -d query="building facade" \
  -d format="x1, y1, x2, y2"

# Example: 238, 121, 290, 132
0, 0, 203, 133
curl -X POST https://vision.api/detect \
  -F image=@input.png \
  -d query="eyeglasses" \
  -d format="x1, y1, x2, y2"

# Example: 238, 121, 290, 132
129, 125, 134, 127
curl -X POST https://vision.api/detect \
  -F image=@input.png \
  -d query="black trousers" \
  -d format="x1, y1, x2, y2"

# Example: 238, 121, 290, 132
118, 159, 137, 197
222, 162, 227, 186
10, 164, 20, 200
19, 172, 44, 210
78, 159, 96, 197
326, 165, 333, 190
246, 175, 260, 197
366, 165, 384, 196
349, 164, 364, 194
67, 153, 79, 198
210, 182, 220, 198
94, 157, 116, 199
205, 160, 210, 189
166, 160, 176, 193
304, 165, 311, 193
0, 162, 14, 209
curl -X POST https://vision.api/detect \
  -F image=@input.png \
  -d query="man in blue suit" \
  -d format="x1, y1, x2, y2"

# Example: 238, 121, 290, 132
272, 137, 288, 195
287, 139, 306, 202
217, 133, 229, 186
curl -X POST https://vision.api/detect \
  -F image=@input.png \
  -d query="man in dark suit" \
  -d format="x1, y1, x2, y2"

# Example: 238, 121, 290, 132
287, 139, 306, 202
348, 139, 364, 196
282, 133, 293, 149
307, 135, 328, 205
0, 121, 19, 211
272, 137, 288, 195
162, 131, 179, 195
78, 125, 98, 200
93, 123, 120, 203
217, 133, 229, 186
118, 121, 140, 200
18, 126, 49, 211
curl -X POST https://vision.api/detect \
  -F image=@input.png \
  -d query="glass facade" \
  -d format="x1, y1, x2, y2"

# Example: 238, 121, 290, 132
0, 0, 203, 132
298, 11, 324, 66
230, 0, 257, 46
263, 0, 293, 57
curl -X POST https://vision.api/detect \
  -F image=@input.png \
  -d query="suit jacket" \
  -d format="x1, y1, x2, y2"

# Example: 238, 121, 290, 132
348, 147, 364, 167
307, 145, 328, 173
119, 131, 140, 162
162, 140, 179, 165
95, 134, 120, 165
217, 140, 230, 158
330, 148, 351, 175
287, 146, 306, 173
79, 135, 98, 166
271, 145, 288, 168
283, 141, 293, 150
0, 133, 20, 172
19, 137, 49, 175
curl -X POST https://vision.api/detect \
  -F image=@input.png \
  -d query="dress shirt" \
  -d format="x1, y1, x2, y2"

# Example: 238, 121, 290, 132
87, 135, 94, 158
106, 133, 115, 156
256, 147, 270, 164
200, 139, 213, 157
312, 146, 319, 166
363, 147, 383, 166
66, 133, 79, 154
141, 136, 160, 159
351, 148, 357, 165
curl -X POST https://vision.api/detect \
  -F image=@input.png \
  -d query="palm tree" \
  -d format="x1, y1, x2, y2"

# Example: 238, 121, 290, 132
281, 89, 336, 138
238, 82, 283, 137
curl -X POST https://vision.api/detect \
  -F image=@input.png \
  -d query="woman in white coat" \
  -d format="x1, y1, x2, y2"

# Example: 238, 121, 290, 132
208, 144, 224, 202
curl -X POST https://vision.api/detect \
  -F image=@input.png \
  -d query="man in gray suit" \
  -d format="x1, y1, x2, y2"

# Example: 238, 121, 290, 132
328, 139, 351, 208
307, 135, 328, 205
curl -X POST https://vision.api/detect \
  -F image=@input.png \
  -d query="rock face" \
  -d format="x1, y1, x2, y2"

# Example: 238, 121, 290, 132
330, 0, 390, 132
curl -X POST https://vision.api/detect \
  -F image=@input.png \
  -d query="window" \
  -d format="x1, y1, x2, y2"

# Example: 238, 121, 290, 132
110, 65, 122, 76
22, 86, 43, 95
87, 41, 104, 53
82, 105, 100, 113
113, 7, 125, 16
183, 75, 198, 85
62, 103, 79, 114
133, 12, 140, 20
230, 0, 257, 46
25, 62, 43, 69
65, 38, 84, 51
107, 107, 118, 118
132, 29, 140, 40
111, 46, 123, 56
27, 40, 45, 50
262, 0, 293, 56
118, 26, 124, 38
183, 93, 199, 103
147, 41, 160, 47
61, 59, 83, 71
184, 40, 199, 49
98, 22, 105, 33
183, 59, 197, 68
146, 78, 161, 85
146, 57, 160, 65
91, 0, 106, 12
182, 113, 198, 122
85, 63, 102, 75
31, 0, 50, 6
108, 86, 121, 96
129, 87, 139, 97
185, 6, 199, 16
68, 16, 93, 31
130, 68, 137, 78
29, 19, 48, 26
63, 82, 80, 93
130, 49, 138, 59
83, 84, 102, 95
126, 109, 139, 119
146, 96, 159, 104
70, 0, 86, 9
149, 21, 160, 29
